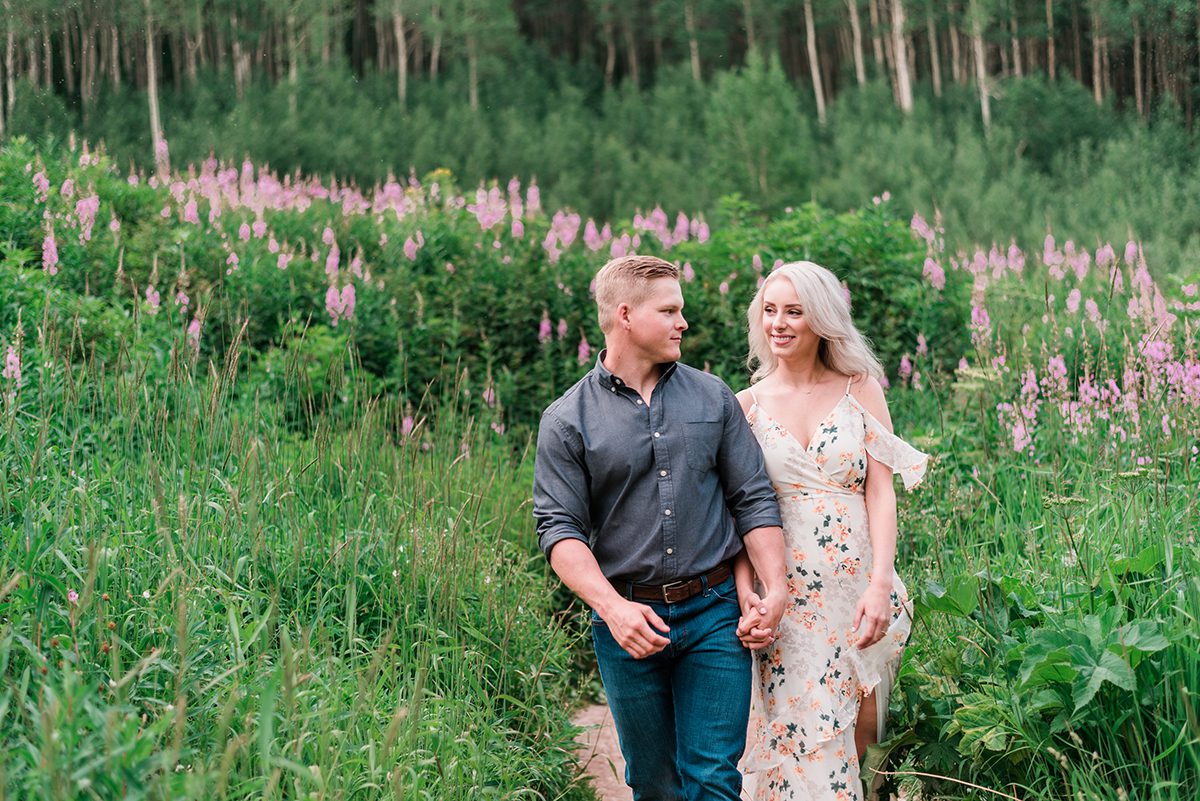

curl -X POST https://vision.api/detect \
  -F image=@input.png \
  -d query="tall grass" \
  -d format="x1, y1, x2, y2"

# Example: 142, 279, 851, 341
0, 311, 587, 799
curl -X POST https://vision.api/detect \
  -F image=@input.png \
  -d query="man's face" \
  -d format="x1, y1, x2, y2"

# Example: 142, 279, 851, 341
625, 277, 688, 363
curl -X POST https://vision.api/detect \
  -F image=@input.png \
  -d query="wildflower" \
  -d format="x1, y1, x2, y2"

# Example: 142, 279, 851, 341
1124, 240, 1139, 265
268, 237, 279, 253
68, 590, 78, 604
32, 171, 50, 202
482, 387, 496, 407
401, 416, 415, 436
252, 220, 267, 238
719, 281, 729, 296
2, 346, 19, 384
42, 229, 59, 275
60, 178, 75, 199
512, 219, 524, 238
557, 318, 568, 340
899, 355, 913, 381
916, 333, 928, 356
922, 257, 945, 290
1183, 284, 1197, 298
958, 358, 968, 371
109, 217, 120, 234
910, 212, 933, 243
538, 314, 552, 344
578, 335, 591, 365
142, 590, 151, 599
491, 421, 506, 435
186, 319, 201, 355
696, 221, 710, 244
682, 262, 695, 282
1066, 288, 1082, 314
322, 226, 335, 246
583, 219, 605, 252
526, 181, 541, 214
183, 199, 200, 225
340, 284, 356, 321
403, 236, 419, 261
445, 262, 455, 274
145, 285, 161, 311
277, 253, 292, 270
238, 223, 251, 241
325, 244, 340, 279
752, 254, 763, 272
75, 195, 100, 243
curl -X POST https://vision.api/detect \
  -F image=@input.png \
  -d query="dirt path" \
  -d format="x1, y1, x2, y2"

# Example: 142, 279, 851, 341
571, 703, 758, 800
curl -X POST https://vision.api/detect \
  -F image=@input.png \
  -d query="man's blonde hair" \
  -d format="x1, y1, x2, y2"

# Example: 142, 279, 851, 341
594, 255, 680, 333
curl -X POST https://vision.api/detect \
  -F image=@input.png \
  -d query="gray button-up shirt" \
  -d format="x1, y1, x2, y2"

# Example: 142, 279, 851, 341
533, 351, 782, 585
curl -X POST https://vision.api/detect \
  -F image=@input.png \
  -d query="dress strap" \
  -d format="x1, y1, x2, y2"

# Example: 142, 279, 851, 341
749, 386, 760, 405
845, 375, 854, 395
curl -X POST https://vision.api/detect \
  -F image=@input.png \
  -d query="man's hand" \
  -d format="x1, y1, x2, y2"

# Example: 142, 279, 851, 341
736, 589, 786, 650
602, 599, 671, 659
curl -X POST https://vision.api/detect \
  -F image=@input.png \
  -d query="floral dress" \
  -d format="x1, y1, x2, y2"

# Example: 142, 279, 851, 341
743, 380, 928, 801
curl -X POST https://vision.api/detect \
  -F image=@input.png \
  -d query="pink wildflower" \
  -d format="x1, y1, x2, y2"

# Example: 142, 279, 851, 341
578, 335, 591, 365
60, 179, 75, 199
404, 236, 419, 261
186, 318, 201, 354
183, 199, 200, 225
899, 355, 913, 380
325, 244, 340, 279
911, 212, 933, 243
401, 416, 415, 437
145, 285, 161, 310
252, 220, 267, 238
42, 229, 59, 275
922, 257, 945, 290
557, 319, 568, 340
512, 219, 525, 238
482, 386, 496, 407
226, 252, 239, 267
68, 590, 79, 604
916, 333, 928, 356
1124, 240, 1139, 265
682, 262, 696, 282
109, 217, 120, 235
340, 284, 356, 320
718, 281, 729, 296
322, 226, 335, 246
2, 345, 19, 383
32, 171, 50, 202
277, 252, 292, 270
538, 314, 552, 344
238, 223, 251, 241
325, 286, 342, 326
175, 291, 189, 307
1066, 288, 1082, 314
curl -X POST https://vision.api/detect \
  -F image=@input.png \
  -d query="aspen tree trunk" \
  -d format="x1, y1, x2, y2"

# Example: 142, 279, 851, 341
1071, 5, 1081, 81
1045, 0, 1055, 80
232, 13, 247, 99
27, 35, 39, 87
868, 0, 884, 66
1132, 16, 1143, 115
685, 0, 702, 83
603, 16, 616, 87
621, 14, 639, 87
467, 33, 478, 110
743, 0, 757, 51
949, 7, 964, 84
430, 3, 441, 81
927, 9, 942, 96
1091, 7, 1102, 104
393, 4, 407, 109
145, 0, 166, 176
846, 0, 867, 84
4, 1, 14, 122
63, 16, 75, 95
109, 25, 120, 86
891, 0, 913, 112
1010, 12, 1021, 75
970, 0, 990, 130
804, 0, 826, 122
287, 12, 298, 115
43, 19, 52, 90
881, 0, 899, 103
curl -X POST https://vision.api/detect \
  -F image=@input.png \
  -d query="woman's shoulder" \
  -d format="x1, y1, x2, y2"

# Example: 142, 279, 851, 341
734, 383, 761, 415
846, 373, 892, 426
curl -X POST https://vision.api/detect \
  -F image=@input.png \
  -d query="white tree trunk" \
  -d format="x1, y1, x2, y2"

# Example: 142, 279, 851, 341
3, 1, 14, 125
891, 0, 913, 112
743, 0, 757, 51
685, 0, 702, 82
467, 33, 478, 110
804, 0, 826, 122
970, 3, 990, 129
1133, 17, 1143, 115
1046, 0, 1055, 80
846, 0, 867, 85
1010, 12, 1022, 75
145, 0, 167, 175
393, 6, 408, 109
868, 0, 884, 66
927, 9, 942, 96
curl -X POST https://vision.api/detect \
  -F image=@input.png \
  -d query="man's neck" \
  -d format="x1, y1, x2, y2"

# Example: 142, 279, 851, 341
602, 343, 665, 398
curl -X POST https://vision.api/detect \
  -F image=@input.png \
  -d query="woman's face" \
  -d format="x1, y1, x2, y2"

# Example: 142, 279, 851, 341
761, 277, 819, 357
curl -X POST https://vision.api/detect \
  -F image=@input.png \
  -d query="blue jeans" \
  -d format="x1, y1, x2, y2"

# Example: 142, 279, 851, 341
592, 575, 751, 801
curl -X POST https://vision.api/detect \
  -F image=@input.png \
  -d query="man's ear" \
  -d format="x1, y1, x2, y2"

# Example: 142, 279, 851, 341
616, 302, 632, 330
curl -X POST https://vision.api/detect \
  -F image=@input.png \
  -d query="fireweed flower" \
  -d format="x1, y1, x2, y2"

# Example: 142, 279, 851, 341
32, 171, 50, 202
538, 314, 552, 344
577, 335, 591, 365
401, 416, 415, 437
916, 333, 928, 356
1124, 240, 1139, 265
325, 244, 340, 280
557, 319, 568, 340
682, 263, 696, 282
512, 219, 525, 239
75, 195, 100, 243
68, 590, 78, 604
899, 355, 914, 381
183, 199, 200, 225
145, 285, 161, 311
42, 229, 59, 275
482, 386, 496, 407
238, 223, 251, 241
322, 226, 335, 246
60, 178, 75, 199
2, 345, 19, 384
922, 257, 945, 290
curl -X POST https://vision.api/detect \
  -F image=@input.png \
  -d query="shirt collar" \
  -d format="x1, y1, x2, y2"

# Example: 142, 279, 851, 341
593, 348, 679, 391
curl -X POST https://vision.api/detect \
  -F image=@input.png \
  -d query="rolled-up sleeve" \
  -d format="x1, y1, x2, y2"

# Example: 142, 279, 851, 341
533, 411, 592, 559
715, 385, 782, 535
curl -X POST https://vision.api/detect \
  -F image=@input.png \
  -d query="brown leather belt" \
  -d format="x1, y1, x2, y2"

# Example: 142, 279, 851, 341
611, 561, 733, 604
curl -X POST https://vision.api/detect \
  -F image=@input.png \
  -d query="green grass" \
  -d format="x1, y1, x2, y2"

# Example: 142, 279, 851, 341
0, 321, 589, 800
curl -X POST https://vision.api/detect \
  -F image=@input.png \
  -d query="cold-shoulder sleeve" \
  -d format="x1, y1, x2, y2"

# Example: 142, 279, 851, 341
860, 406, 929, 491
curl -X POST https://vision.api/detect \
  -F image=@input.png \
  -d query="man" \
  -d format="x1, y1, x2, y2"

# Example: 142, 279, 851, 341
533, 254, 787, 800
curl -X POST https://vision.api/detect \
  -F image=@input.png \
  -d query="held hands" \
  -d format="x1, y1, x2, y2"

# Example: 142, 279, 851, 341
852, 581, 893, 650
605, 599, 671, 659
736, 589, 785, 651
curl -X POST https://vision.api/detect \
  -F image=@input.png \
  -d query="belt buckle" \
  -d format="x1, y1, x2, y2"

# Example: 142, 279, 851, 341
661, 579, 688, 603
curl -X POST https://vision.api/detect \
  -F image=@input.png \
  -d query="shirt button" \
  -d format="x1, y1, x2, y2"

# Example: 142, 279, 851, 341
659, 469, 668, 477
636, 399, 643, 405
666, 548, 674, 555
664, 509, 672, 516
653, 431, 661, 438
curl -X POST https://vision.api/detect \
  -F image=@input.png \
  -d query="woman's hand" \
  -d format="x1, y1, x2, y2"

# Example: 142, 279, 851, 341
852, 581, 893, 650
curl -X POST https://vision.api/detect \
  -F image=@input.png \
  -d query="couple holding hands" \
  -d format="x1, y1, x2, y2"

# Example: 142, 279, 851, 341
534, 255, 928, 801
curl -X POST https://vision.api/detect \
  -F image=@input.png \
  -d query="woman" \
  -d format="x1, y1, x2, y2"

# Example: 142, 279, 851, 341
733, 262, 928, 801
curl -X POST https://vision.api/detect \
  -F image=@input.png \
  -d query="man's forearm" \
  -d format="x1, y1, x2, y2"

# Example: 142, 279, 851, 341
547, 538, 627, 619
741, 525, 787, 595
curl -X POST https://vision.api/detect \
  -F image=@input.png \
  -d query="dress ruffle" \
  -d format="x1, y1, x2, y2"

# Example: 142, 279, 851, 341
851, 397, 930, 491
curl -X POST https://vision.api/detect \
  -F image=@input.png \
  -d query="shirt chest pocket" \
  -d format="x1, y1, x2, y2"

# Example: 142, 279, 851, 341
683, 419, 722, 471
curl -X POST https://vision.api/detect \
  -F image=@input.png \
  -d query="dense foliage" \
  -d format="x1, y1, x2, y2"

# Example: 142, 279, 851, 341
2, 141, 1198, 800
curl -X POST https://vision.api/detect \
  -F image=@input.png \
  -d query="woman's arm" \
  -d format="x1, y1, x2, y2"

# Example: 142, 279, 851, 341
851, 375, 899, 649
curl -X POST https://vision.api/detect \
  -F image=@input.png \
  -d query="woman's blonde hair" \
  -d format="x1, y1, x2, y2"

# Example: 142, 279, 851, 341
746, 261, 884, 383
